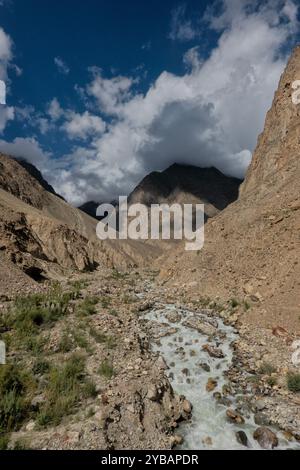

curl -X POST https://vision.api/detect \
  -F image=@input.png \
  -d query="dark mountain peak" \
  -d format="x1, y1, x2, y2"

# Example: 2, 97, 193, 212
16, 158, 64, 200
128, 163, 241, 215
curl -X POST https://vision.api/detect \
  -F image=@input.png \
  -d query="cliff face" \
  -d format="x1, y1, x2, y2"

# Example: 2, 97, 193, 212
161, 47, 300, 335
241, 46, 300, 197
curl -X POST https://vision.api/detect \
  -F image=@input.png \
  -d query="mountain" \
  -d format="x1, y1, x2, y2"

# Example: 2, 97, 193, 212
0, 153, 163, 296
162, 47, 300, 329
128, 164, 241, 220
79, 200, 118, 220
157, 46, 300, 435
16, 158, 64, 199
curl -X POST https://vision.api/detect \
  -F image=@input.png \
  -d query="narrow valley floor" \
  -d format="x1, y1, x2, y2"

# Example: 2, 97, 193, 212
0, 267, 299, 450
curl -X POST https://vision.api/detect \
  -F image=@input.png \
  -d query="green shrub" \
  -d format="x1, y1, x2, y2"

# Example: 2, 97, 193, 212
98, 360, 114, 380
77, 296, 99, 316
0, 364, 34, 434
32, 359, 50, 376
6, 285, 76, 341
230, 298, 239, 308
89, 329, 116, 349
287, 373, 300, 392
37, 354, 91, 426
267, 376, 277, 387
0, 434, 9, 450
100, 296, 111, 308
259, 362, 276, 375
58, 330, 74, 353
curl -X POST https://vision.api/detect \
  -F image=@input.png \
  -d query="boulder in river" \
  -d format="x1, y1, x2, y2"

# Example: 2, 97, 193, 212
202, 344, 225, 358
166, 311, 182, 323
253, 427, 278, 449
226, 409, 245, 425
236, 431, 249, 447
182, 399, 192, 414
198, 362, 211, 372
206, 378, 218, 392
182, 317, 217, 336
254, 412, 271, 426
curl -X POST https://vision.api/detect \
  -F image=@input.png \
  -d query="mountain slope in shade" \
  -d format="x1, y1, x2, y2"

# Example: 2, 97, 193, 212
128, 164, 241, 219
16, 158, 64, 200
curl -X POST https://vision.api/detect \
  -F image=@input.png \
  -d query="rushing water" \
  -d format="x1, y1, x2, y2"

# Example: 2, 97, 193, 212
144, 304, 299, 450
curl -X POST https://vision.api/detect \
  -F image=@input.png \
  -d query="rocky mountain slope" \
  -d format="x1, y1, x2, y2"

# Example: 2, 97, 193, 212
128, 163, 241, 220
161, 46, 300, 332
0, 154, 162, 296
158, 46, 300, 432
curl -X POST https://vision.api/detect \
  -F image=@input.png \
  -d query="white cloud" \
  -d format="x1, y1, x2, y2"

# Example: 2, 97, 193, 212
87, 70, 135, 115
54, 56, 70, 75
47, 97, 63, 121
183, 46, 202, 70
54, 0, 296, 204
169, 4, 198, 41
62, 110, 106, 140
0, 137, 51, 167
2, 0, 299, 206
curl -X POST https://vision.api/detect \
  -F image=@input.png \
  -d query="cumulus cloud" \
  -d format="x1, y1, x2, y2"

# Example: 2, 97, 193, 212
1, 0, 299, 205
87, 70, 135, 115
47, 97, 64, 121
169, 4, 199, 41
54, 56, 70, 75
0, 137, 51, 167
62, 111, 106, 140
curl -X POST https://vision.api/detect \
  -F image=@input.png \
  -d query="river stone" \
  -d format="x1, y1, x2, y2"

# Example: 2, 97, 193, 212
206, 378, 218, 392
202, 436, 213, 446
236, 431, 249, 447
170, 434, 184, 447
218, 397, 232, 407
147, 385, 159, 401
254, 412, 271, 426
182, 318, 217, 336
226, 409, 245, 425
202, 344, 225, 358
253, 427, 278, 449
213, 392, 222, 400
182, 399, 192, 414
166, 312, 182, 323
198, 362, 211, 372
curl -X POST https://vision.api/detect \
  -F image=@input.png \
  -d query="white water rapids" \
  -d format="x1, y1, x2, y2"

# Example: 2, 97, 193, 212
143, 304, 300, 450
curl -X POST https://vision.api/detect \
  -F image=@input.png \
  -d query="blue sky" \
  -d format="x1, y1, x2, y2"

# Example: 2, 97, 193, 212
0, 0, 299, 204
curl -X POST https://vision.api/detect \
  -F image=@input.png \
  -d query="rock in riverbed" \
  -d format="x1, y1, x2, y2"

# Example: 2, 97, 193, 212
182, 317, 217, 336
235, 431, 249, 447
202, 344, 224, 358
206, 378, 218, 392
226, 409, 245, 425
253, 427, 278, 449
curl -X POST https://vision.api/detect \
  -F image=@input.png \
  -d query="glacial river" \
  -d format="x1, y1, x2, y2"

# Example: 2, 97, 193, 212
144, 304, 300, 450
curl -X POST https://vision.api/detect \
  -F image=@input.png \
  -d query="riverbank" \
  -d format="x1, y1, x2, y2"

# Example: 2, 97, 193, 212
1, 267, 299, 449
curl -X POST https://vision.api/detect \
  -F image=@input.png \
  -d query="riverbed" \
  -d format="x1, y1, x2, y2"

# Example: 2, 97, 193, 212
144, 304, 300, 450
